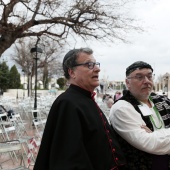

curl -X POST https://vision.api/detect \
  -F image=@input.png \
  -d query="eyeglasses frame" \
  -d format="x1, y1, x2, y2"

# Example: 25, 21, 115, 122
73, 62, 100, 70
127, 74, 154, 82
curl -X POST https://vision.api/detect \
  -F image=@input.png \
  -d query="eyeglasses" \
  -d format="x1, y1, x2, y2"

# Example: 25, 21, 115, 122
73, 62, 100, 70
127, 74, 154, 81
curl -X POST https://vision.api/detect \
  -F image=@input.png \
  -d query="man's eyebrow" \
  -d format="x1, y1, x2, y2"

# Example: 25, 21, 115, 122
135, 72, 152, 76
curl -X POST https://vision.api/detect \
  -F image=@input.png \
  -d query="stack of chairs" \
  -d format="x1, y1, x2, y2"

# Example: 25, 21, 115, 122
0, 94, 55, 168
0, 106, 39, 168
0, 140, 29, 169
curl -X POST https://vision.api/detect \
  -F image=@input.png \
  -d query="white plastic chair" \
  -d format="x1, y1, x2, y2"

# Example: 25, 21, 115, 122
31, 109, 47, 137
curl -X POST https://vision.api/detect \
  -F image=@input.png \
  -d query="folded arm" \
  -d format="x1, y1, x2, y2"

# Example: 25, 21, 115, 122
109, 100, 170, 155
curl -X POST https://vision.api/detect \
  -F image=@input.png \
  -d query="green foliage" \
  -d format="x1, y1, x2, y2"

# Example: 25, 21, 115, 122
0, 62, 21, 91
8, 65, 21, 89
57, 77, 66, 89
0, 61, 10, 91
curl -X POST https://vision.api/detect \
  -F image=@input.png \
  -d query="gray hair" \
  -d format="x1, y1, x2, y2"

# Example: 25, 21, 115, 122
62, 48, 93, 79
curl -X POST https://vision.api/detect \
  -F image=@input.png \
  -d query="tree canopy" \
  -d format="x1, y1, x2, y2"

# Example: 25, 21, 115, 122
0, 61, 20, 91
9, 65, 20, 89
0, 0, 142, 56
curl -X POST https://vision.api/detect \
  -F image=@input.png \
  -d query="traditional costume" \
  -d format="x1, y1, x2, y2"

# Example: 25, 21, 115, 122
110, 90, 170, 169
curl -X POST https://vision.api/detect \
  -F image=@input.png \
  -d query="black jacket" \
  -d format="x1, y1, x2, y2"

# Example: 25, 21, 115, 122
34, 84, 126, 170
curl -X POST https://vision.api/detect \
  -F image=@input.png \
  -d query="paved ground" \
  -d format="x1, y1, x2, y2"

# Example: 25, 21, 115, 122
0, 120, 38, 170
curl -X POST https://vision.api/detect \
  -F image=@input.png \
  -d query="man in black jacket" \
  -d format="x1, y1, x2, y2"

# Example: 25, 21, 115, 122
34, 48, 126, 170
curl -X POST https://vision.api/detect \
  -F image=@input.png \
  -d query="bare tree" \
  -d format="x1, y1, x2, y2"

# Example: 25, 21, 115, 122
11, 37, 64, 95
0, 0, 143, 56
12, 38, 35, 96
37, 37, 64, 88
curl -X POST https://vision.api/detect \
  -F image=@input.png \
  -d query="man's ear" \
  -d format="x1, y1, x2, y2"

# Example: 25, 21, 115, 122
68, 68, 76, 79
125, 78, 130, 89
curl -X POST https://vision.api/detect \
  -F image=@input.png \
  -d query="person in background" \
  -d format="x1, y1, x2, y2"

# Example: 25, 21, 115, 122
102, 93, 111, 102
106, 97, 114, 109
109, 61, 170, 170
34, 48, 126, 170
113, 91, 122, 102
100, 95, 114, 122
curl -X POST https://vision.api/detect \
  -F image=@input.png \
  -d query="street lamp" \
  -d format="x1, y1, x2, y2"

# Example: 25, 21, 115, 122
30, 38, 42, 119
22, 69, 25, 99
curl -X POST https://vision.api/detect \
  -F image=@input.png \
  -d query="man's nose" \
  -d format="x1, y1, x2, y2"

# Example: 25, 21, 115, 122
143, 76, 150, 82
94, 65, 100, 72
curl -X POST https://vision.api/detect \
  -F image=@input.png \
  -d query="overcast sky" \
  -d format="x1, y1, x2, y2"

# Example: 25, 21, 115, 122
75, 0, 170, 81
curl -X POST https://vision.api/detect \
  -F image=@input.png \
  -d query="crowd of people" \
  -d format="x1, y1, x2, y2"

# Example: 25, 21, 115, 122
33, 47, 170, 170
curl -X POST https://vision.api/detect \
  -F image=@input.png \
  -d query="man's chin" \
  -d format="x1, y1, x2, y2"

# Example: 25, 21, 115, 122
143, 91, 151, 97
93, 82, 99, 88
